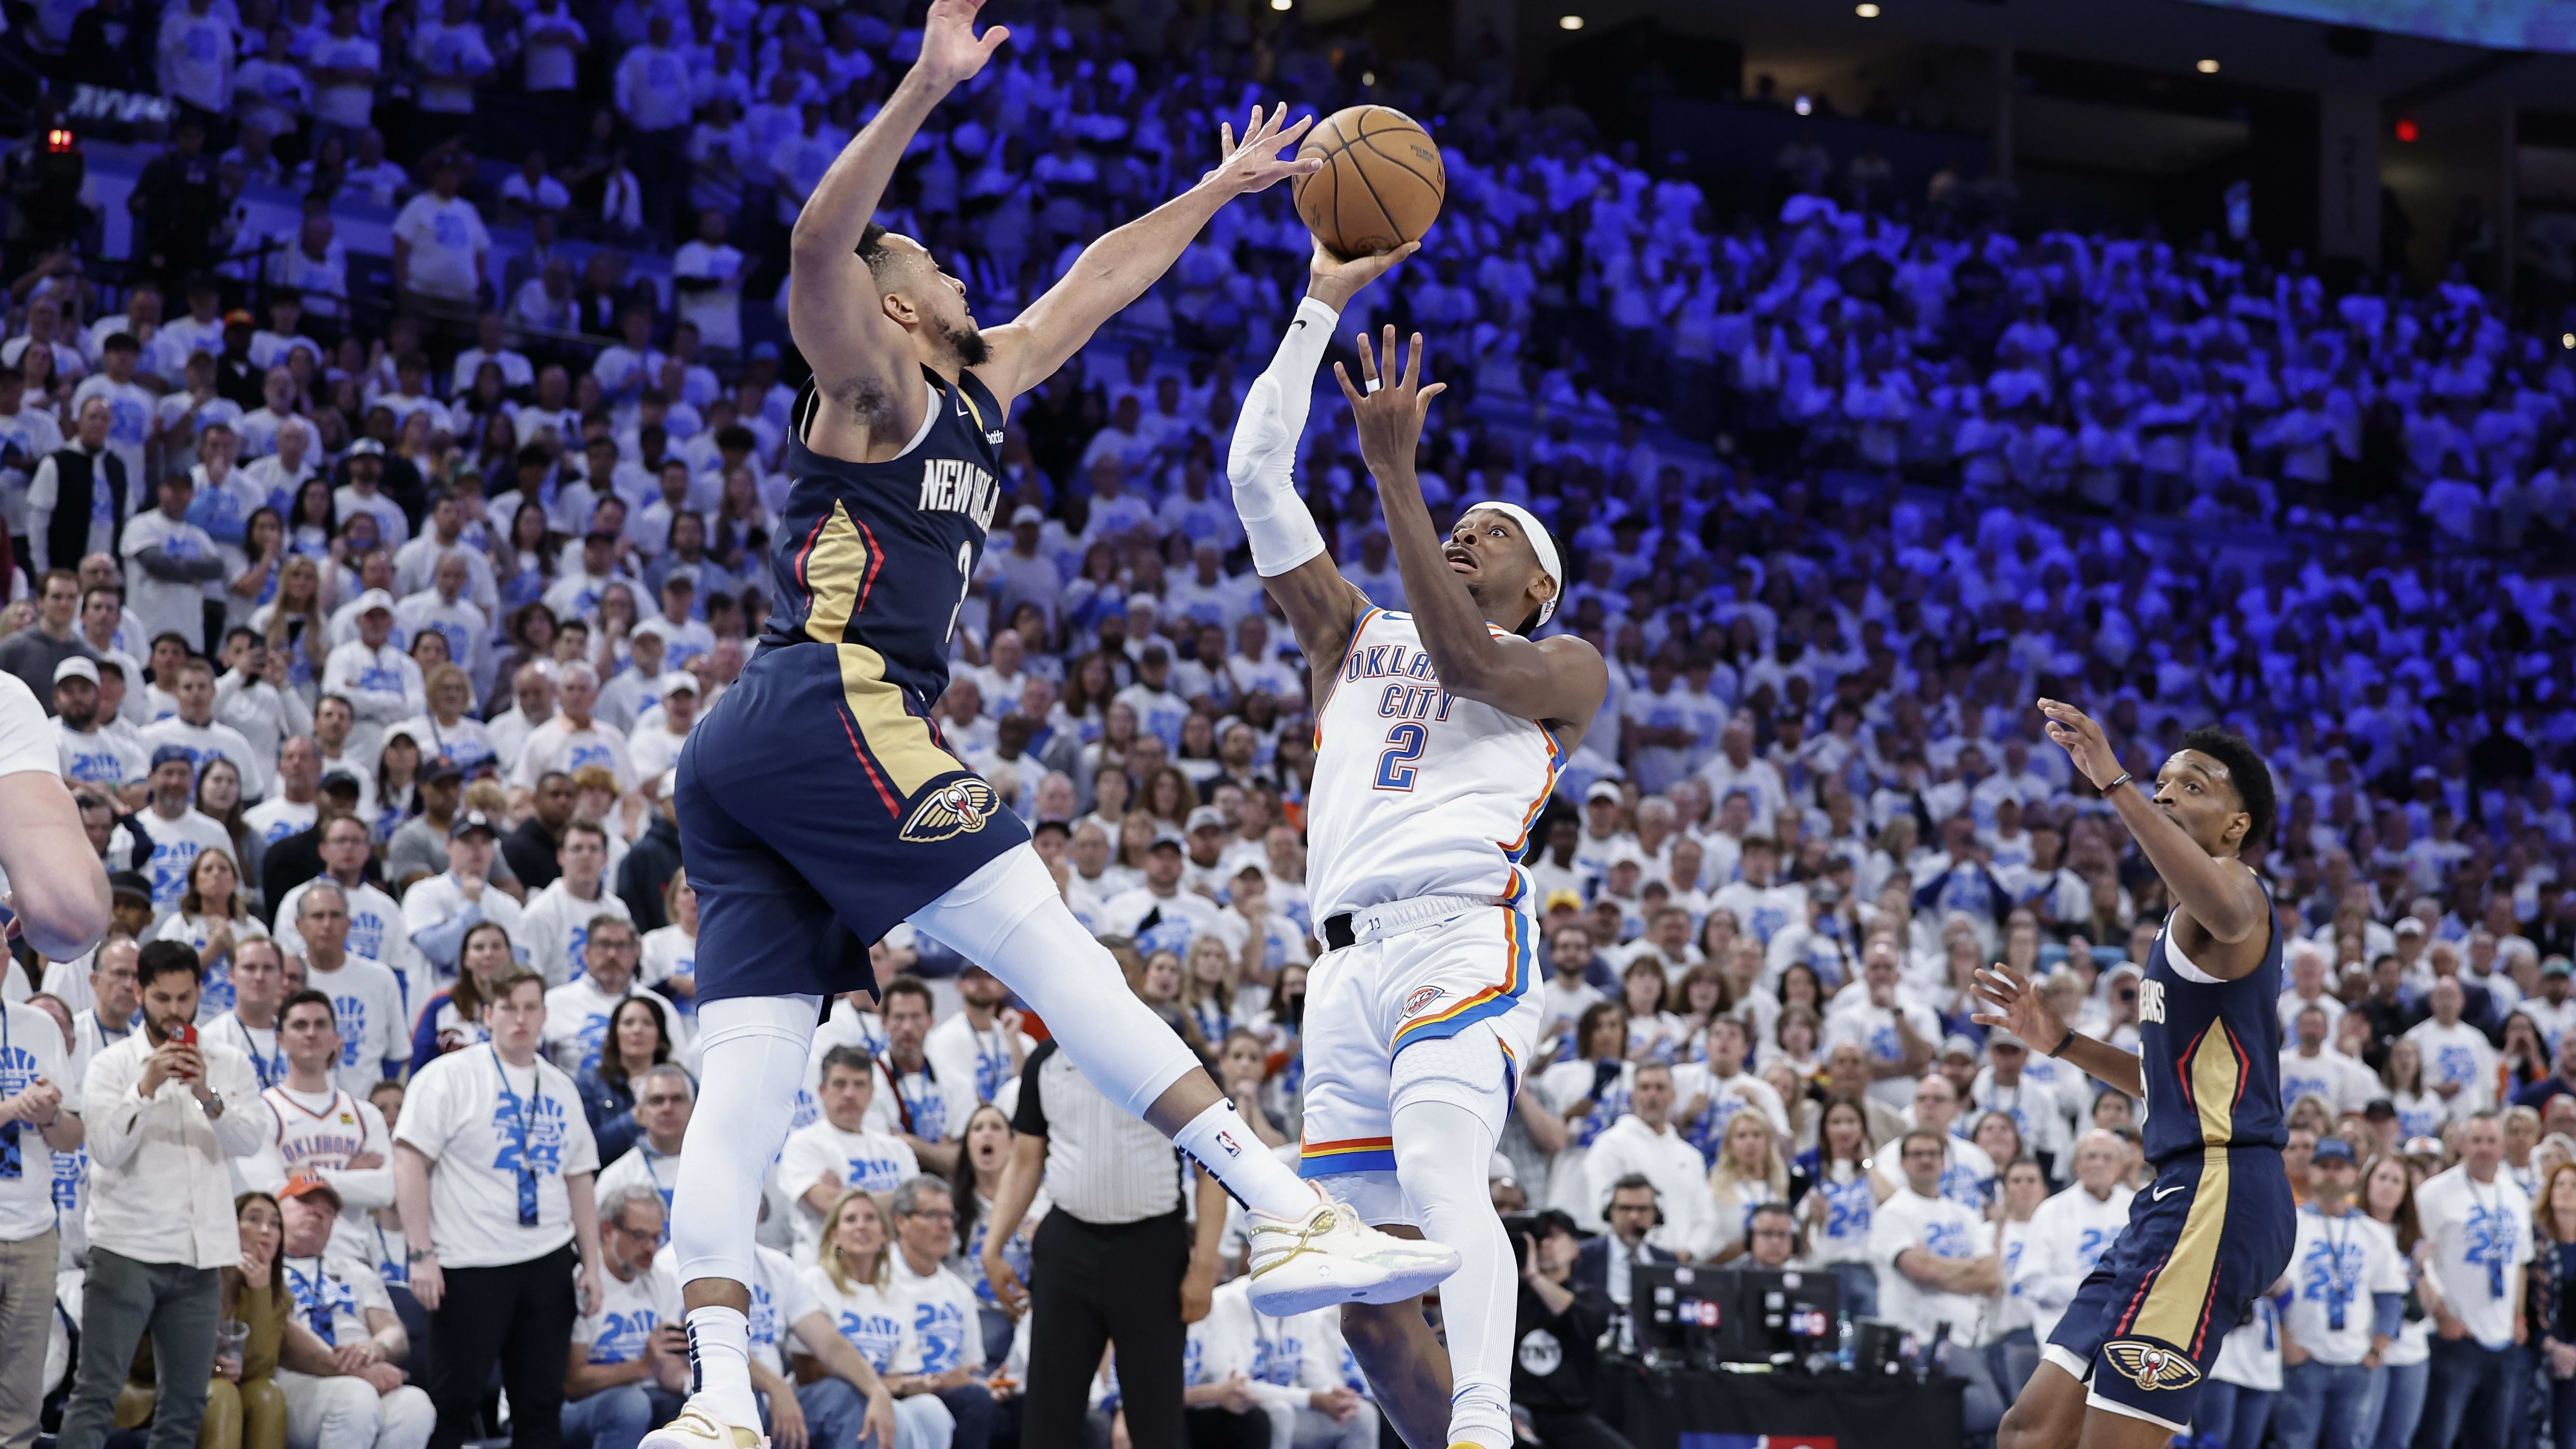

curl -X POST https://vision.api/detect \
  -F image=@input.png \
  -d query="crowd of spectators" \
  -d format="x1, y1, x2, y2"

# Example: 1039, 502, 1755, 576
2, 2, 2576, 1449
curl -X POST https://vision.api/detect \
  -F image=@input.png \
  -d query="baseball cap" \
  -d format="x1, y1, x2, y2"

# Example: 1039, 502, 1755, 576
347, 438, 386, 457
2401, 1136, 2446, 1158
1185, 805, 1226, 834
1988, 1028, 2026, 1051
2309, 1137, 2357, 1167
354, 588, 396, 616
1011, 505, 1043, 526
1809, 881, 1844, 905
319, 769, 362, 795
150, 744, 197, 771
223, 308, 254, 328
750, 341, 780, 361
422, 756, 465, 784
448, 810, 499, 841
108, 870, 154, 904
278, 1172, 343, 1209
54, 657, 99, 686
1585, 780, 1622, 805
661, 672, 700, 697
1938, 1033, 1979, 1062
2546, 957, 2573, 979
2394, 917, 2426, 937
1543, 888, 1584, 914
1149, 827, 1185, 851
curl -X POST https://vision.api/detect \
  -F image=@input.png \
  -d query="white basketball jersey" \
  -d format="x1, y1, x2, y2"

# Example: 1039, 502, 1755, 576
265, 1084, 386, 1177
1307, 607, 1562, 918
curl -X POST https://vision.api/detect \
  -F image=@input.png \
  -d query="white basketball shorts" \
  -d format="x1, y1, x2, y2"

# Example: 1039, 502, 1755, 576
1297, 887, 1544, 1226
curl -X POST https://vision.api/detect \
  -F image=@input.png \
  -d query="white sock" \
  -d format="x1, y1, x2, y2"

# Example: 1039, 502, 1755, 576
1395, 1089, 1514, 1449
1171, 1098, 1318, 1221
684, 1306, 761, 1428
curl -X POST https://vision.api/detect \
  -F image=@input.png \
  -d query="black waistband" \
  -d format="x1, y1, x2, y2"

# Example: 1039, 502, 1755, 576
1324, 913, 1355, 952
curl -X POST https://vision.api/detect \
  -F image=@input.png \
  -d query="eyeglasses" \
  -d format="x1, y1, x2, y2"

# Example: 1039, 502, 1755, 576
902, 1209, 956, 1223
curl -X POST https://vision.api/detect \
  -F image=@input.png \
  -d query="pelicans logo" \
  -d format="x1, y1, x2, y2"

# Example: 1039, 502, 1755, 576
901, 779, 999, 843
2103, 1340, 2201, 1391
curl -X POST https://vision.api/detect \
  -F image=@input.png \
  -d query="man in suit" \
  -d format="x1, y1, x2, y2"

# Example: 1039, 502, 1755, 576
1572, 1174, 1680, 1355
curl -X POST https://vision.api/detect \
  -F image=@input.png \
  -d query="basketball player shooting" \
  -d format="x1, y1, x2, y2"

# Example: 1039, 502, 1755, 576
648, 6, 1463, 1448
1971, 704, 2292, 1449
1227, 277, 1606, 1449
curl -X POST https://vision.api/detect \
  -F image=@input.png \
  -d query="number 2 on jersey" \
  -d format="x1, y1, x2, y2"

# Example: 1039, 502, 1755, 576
944, 541, 973, 644
1374, 722, 1428, 791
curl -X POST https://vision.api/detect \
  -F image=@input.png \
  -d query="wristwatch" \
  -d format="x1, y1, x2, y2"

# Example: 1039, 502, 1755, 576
408, 1246, 438, 1264
201, 1092, 226, 1120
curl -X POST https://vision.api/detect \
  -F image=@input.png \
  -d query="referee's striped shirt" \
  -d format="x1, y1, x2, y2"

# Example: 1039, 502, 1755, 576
1011, 1040, 1187, 1223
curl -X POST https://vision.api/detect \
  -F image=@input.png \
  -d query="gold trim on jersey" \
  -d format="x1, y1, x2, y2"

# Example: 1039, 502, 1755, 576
836, 643, 964, 798
2125, 1026, 2243, 1349
805, 502, 870, 640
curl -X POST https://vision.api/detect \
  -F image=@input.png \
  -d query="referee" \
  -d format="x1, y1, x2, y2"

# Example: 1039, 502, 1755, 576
979, 967, 1226, 1449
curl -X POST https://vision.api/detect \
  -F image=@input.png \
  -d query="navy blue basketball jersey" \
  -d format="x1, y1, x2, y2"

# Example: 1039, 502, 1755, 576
763, 364, 1009, 706
2134, 885, 2287, 1164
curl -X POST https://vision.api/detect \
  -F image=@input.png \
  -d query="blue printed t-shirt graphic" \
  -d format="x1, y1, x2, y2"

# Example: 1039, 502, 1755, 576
2434, 1046, 2482, 1090
570, 1011, 613, 1074
52, 1146, 85, 1216
1181, 1334, 1209, 1388
333, 994, 373, 1067
913, 1298, 968, 1374
1571, 1079, 1630, 1149
590, 1307, 661, 1364
490, 1064, 568, 1228
837, 1308, 905, 1373
1868, 1022, 1902, 1063
0, 1035, 35, 1180
1252, 1326, 1310, 1388
2465, 1202, 2517, 1297
109, 398, 147, 446
745, 1278, 781, 1355
2002, 1237, 2026, 1297
62, 746, 129, 788
891, 1074, 949, 1142
199, 954, 235, 1015
2076, 1226, 2114, 1276
1684, 1092, 1754, 1160
1922, 1220, 1976, 1260
285, 1261, 358, 1344
844, 1151, 910, 1194
1819, 1176, 1872, 1242
151, 839, 208, 913
2298, 1227, 2361, 1329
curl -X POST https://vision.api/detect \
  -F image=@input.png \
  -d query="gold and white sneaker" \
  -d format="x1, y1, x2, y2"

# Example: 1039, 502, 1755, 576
1243, 1187, 1461, 1316
639, 1400, 765, 1449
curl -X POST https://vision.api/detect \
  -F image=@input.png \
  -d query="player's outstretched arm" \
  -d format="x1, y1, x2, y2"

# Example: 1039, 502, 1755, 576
974, 106, 1321, 413
1336, 329, 1607, 731
787, 0, 1006, 406
1225, 242, 1418, 675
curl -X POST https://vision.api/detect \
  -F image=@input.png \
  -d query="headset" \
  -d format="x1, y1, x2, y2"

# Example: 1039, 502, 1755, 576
1603, 1172, 1665, 1229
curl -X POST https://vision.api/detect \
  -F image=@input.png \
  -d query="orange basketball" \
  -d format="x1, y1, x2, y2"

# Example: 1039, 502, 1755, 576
1293, 105, 1446, 259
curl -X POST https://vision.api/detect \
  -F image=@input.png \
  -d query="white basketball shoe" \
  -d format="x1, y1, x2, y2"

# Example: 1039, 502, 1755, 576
1243, 1185, 1462, 1316
638, 1401, 765, 1449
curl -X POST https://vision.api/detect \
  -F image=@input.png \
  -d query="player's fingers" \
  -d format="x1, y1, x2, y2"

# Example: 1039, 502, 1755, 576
1416, 381, 1445, 415
1278, 114, 1316, 147
1219, 123, 1235, 156
980, 24, 1009, 52
1352, 332, 1378, 382
1400, 331, 1424, 390
1332, 361, 1363, 407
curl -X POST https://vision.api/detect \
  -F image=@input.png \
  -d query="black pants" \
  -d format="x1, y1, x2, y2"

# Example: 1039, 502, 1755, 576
1526, 1406, 1634, 1449
1182, 1406, 1268, 1449
1024, 1209, 1188, 1449
426, 1244, 579, 1449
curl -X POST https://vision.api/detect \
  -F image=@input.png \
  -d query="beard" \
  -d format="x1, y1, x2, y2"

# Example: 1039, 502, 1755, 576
936, 314, 991, 368
60, 699, 96, 730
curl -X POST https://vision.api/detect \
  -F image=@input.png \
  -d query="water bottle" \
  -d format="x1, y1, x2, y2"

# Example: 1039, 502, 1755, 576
1836, 1312, 1854, 1370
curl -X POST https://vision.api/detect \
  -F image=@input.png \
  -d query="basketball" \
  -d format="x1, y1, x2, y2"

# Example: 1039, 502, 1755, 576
1293, 105, 1446, 258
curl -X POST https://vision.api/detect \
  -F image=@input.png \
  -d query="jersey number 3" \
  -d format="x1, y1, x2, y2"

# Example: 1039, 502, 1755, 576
1374, 722, 1427, 792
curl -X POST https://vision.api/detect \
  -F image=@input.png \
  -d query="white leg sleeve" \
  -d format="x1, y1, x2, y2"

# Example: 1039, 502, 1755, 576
671, 993, 822, 1289
1390, 1032, 1517, 1449
909, 847, 1201, 1120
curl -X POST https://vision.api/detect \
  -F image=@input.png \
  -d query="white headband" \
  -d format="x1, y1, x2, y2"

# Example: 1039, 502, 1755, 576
1461, 500, 1561, 628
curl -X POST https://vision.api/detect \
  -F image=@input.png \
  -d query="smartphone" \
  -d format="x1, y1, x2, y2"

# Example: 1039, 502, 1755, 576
172, 1022, 197, 1046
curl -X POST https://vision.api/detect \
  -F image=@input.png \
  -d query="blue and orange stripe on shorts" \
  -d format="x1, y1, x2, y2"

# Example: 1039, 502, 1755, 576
1298, 1134, 1397, 1174
1389, 889, 1534, 1055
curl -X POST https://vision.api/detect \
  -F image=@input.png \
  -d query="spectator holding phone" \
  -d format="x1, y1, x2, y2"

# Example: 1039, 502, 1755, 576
59, 939, 275, 1449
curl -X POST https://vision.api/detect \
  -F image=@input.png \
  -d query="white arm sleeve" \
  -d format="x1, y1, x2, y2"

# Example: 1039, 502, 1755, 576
1226, 295, 1339, 578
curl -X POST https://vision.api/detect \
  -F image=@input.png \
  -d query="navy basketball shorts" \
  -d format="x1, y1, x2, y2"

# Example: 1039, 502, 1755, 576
2042, 1145, 2296, 1434
676, 644, 1028, 1002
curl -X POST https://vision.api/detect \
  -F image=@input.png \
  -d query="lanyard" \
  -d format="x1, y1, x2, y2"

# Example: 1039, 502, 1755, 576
284, 1256, 335, 1343
2315, 1207, 2356, 1330
639, 1146, 673, 1204
232, 1017, 278, 1090
2470, 1176, 2507, 1297
0, 1007, 19, 1181
492, 1051, 544, 1228
875, 1055, 930, 1136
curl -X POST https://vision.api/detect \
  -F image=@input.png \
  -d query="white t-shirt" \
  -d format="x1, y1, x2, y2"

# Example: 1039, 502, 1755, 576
276, 879, 425, 990
2279, 1048, 2378, 1118
1868, 1185, 1995, 1344
127, 807, 235, 918
0, 997, 73, 1241
922, 1012, 1032, 1108
521, 880, 634, 987
889, 1251, 981, 1376
2413, 1164, 2533, 1349
280, 1239, 395, 1351
391, 1043, 601, 1268
1823, 998, 1943, 1107
1874, 1132, 1997, 1211
308, 33, 381, 127
2014, 1183, 2136, 1342
797, 1262, 923, 1375
392, 194, 492, 303
542, 977, 632, 1075
578, 1256, 683, 1366
56, 721, 145, 793
121, 511, 220, 653
862, 1054, 975, 1146
245, 795, 319, 847
777, 1119, 919, 1263
301, 956, 410, 1096
595, 1139, 681, 1215
2281, 1205, 2407, 1365
2402, 1019, 2497, 1117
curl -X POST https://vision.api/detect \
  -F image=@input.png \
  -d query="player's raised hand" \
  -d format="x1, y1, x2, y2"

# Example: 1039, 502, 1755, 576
1970, 963, 2066, 1055
1205, 104, 1322, 197
1334, 326, 1444, 481
2036, 697, 2123, 792
917, 0, 1008, 87
1306, 237, 1420, 311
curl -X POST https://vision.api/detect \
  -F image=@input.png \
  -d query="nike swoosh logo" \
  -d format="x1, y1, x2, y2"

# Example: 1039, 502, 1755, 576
1292, 319, 1308, 331
2152, 1183, 2187, 1202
